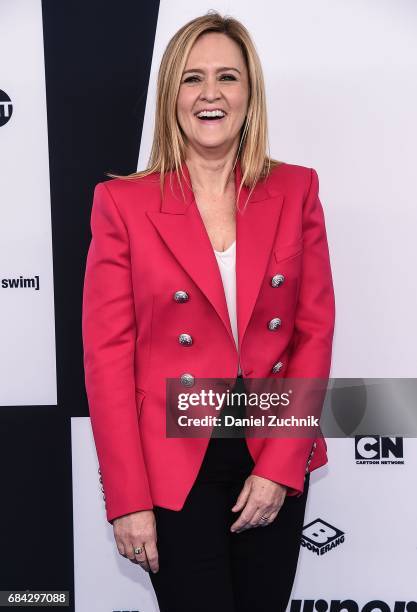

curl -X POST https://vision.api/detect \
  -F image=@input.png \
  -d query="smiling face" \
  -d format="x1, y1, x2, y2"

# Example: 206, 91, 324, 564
176, 32, 250, 156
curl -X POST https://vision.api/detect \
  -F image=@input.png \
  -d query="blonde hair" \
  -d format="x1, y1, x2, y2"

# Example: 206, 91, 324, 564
107, 10, 283, 210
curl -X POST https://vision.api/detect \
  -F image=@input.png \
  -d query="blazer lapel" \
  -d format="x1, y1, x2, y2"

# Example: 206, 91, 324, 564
146, 159, 284, 353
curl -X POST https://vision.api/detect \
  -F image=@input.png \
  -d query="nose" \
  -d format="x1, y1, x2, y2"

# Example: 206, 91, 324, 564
200, 75, 221, 102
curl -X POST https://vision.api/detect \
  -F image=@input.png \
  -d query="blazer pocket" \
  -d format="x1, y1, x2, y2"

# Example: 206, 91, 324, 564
135, 389, 146, 419
274, 239, 303, 263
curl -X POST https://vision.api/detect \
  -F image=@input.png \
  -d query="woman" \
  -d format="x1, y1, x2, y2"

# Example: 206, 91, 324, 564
82, 11, 335, 612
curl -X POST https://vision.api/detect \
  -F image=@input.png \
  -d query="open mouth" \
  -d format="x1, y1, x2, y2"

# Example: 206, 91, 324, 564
195, 111, 227, 123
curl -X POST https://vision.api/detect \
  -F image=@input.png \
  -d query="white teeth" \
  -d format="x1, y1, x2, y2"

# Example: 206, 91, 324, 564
196, 110, 226, 118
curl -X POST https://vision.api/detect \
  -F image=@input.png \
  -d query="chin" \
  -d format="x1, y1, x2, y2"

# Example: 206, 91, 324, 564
198, 141, 228, 150
196, 134, 230, 145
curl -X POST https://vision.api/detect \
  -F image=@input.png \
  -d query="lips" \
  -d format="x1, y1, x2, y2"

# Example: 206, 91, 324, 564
194, 109, 226, 116
194, 109, 227, 123
194, 113, 227, 124
196, 115, 225, 121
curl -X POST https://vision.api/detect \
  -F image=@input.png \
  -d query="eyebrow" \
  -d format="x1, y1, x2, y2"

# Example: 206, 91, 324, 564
182, 66, 241, 75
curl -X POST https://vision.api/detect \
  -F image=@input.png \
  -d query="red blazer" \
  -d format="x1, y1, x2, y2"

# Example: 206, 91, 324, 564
82, 158, 336, 524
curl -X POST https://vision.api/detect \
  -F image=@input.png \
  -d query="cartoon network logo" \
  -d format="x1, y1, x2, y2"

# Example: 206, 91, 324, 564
355, 436, 404, 465
301, 518, 345, 556
290, 600, 417, 612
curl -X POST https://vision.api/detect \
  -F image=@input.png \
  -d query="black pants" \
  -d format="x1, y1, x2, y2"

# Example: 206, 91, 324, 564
149, 376, 310, 612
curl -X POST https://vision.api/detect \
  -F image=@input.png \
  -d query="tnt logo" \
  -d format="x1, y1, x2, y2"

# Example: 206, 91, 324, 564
0, 90, 13, 127
355, 436, 404, 464
301, 518, 345, 556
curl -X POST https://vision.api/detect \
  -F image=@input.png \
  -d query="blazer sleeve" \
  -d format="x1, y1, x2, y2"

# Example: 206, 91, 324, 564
250, 167, 336, 496
82, 181, 153, 524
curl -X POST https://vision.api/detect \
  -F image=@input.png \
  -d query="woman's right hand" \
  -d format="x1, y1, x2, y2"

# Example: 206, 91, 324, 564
113, 510, 159, 573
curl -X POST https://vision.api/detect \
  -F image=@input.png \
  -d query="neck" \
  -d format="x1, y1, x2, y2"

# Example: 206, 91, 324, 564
185, 152, 238, 199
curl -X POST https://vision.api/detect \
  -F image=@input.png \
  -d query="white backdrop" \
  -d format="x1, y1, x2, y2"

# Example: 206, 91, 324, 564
0, 0, 56, 406
1, 0, 415, 609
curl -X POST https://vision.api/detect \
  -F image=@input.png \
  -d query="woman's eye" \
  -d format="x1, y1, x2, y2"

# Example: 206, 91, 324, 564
183, 74, 237, 83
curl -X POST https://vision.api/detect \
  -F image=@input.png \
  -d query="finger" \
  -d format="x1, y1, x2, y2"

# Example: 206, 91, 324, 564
249, 506, 272, 528
116, 542, 127, 557
133, 545, 150, 572
144, 540, 159, 573
259, 508, 279, 527
231, 481, 251, 512
115, 537, 127, 557
124, 541, 148, 569
230, 503, 258, 532
137, 558, 150, 572
135, 553, 150, 572
238, 507, 270, 531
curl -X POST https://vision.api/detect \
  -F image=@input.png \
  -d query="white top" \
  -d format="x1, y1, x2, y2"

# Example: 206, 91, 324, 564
213, 240, 242, 375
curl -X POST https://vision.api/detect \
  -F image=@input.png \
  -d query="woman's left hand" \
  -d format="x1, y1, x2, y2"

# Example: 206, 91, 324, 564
230, 474, 287, 532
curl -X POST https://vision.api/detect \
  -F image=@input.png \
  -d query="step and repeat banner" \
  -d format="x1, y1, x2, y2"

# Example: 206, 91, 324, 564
1, 0, 416, 610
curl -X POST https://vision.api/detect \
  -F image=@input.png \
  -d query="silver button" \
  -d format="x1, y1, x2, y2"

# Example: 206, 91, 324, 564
271, 274, 285, 287
178, 333, 193, 346
271, 361, 283, 374
268, 317, 282, 331
174, 290, 189, 303
180, 373, 195, 387
313, 441, 317, 449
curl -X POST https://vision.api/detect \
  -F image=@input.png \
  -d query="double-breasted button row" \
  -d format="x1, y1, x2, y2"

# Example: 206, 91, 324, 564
98, 467, 106, 502
268, 316, 283, 371
173, 290, 195, 385
174, 284, 287, 383
269, 270, 286, 372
